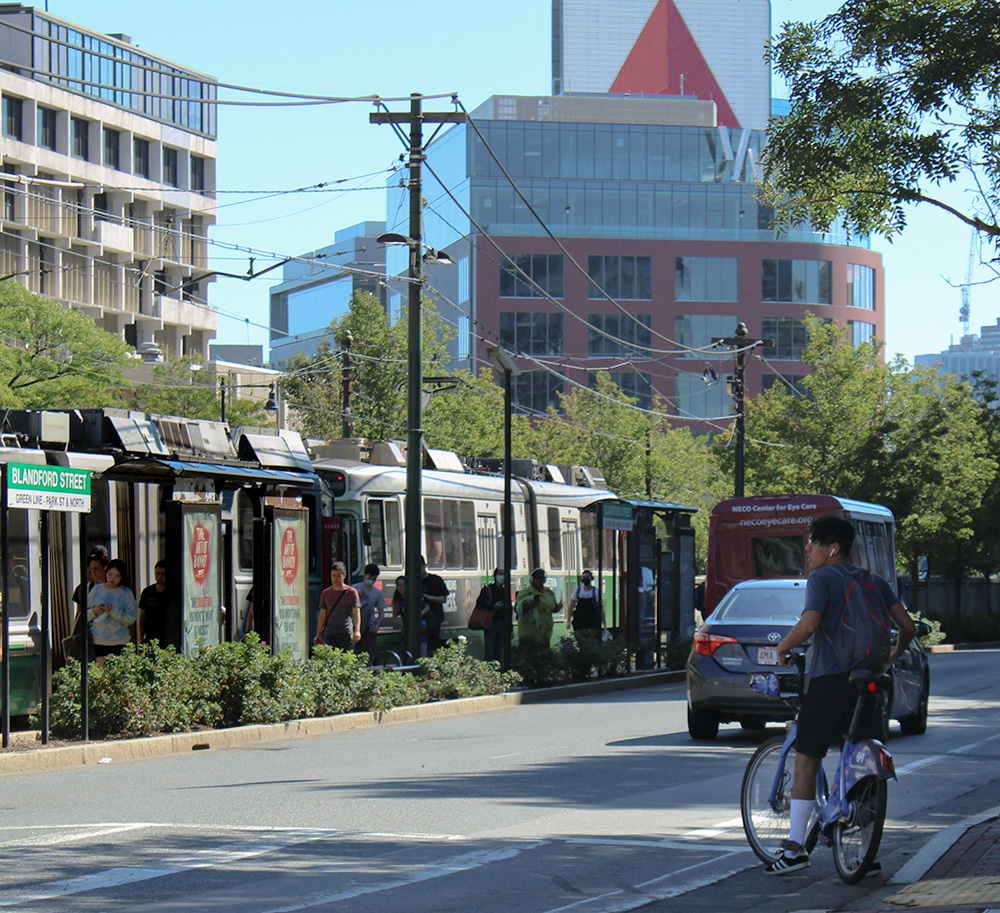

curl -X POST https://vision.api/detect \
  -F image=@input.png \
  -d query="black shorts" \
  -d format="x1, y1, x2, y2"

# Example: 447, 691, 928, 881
795, 672, 877, 759
93, 643, 125, 659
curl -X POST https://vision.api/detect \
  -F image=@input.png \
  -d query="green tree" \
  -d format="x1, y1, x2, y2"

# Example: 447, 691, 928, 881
765, 0, 1000, 245
127, 356, 269, 425
0, 280, 132, 408
745, 315, 996, 576
281, 291, 452, 441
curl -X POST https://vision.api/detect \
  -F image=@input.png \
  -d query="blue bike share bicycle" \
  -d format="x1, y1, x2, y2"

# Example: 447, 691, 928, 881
740, 655, 896, 883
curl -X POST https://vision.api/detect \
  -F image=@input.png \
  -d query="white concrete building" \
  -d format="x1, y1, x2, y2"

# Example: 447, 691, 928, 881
0, 4, 217, 358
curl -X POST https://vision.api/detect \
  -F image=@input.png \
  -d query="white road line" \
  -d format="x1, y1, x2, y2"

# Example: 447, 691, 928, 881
896, 755, 944, 775
256, 842, 550, 913
0, 831, 327, 907
0, 823, 152, 848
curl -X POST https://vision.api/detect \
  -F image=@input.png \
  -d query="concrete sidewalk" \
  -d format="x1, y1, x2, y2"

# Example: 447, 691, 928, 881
839, 807, 1000, 913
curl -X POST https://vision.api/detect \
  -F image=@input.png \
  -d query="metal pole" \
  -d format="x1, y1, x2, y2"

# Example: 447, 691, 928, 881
734, 346, 747, 498
220, 377, 227, 424
79, 511, 88, 741
502, 366, 513, 671
39, 510, 50, 744
403, 93, 424, 664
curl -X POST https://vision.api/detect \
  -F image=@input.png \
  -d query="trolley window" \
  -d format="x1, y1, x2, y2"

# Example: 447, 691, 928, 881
459, 501, 477, 569
368, 498, 402, 568
4, 508, 32, 622
424, 499, 445, 568
547, 507, 562, 569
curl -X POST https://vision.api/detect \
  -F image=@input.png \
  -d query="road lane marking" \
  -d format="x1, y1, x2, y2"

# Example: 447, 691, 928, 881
0, 831, 328, 906
256, 842, 550, 913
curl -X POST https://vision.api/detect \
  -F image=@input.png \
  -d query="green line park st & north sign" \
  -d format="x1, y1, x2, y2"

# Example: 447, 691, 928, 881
5, 462, 91, 513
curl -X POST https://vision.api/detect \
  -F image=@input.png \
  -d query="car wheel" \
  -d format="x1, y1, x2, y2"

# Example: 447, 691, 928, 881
899, 672, 930, 736
688, 706, 719, 740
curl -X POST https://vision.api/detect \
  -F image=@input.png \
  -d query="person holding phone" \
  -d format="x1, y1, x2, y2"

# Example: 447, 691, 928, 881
87, 558, 138, 667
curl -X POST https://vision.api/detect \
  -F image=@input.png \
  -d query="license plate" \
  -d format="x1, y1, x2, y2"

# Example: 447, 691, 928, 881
757, 646, 778, 665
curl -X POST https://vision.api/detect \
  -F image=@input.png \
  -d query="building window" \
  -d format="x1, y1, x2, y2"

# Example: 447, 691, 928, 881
847, 263, 875, 310
513, 370, 563, 414
457, 256, 470, 304
848, 320, 875, 346
71, 116, 89, 160
675, 371, 732, 420
675, 256, 738, 301
134, 138, 150, 178
675, 314, 739, 358
500, 253, 564, 298
588, 313, 651, 356
762, 259, 832, 304
162, 147, 178, 186
389, 292, 402, 323
762, 374, 808, 397
190, 155, 205, 192
457, 314, 470, 361
103, 128, 120, 170
762, 316, 810, 360
587, 255, 652, 299
499, 311, 564, 355
3, 96, 23, 139
590, 371, 652, 409
37, 107, 56, 150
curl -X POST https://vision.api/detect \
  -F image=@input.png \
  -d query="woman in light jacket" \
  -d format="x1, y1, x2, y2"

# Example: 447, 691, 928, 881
88, 558, 138, 667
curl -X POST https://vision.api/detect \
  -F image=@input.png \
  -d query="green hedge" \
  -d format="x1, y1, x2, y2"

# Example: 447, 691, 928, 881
39, 637, 520, 740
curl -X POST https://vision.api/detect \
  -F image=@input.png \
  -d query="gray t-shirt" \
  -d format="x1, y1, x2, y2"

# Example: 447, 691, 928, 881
803, 563, 900, 681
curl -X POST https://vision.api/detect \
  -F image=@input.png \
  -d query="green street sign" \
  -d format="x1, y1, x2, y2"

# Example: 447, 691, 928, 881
6, 462, 91, 513
602, 501, 634, 531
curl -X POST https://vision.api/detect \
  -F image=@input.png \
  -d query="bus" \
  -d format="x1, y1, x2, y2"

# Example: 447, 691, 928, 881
705, 494, 896, 613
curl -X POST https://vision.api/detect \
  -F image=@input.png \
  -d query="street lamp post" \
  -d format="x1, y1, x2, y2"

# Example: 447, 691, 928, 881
486, 345, 521, 670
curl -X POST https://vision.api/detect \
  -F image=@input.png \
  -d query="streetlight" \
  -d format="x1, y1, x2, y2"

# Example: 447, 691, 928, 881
377, 231, 455, 662
486, 345, 521, 670
220, 377, 279, 427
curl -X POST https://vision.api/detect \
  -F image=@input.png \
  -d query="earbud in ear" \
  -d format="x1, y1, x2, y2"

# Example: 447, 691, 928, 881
831, 547, 838, 555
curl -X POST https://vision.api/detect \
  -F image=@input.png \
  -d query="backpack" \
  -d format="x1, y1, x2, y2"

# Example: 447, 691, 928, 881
820, 565, 892, 673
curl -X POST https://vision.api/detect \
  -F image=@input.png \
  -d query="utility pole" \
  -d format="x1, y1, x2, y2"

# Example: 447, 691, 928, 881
341, 329, 354, 438
371, 95, 465, 662
712, 322, 773, 498
219, 376, 227, 424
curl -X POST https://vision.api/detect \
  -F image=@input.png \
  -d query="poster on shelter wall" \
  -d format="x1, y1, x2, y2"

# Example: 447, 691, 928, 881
182, 509, 221, 656
271, 510, 308, 660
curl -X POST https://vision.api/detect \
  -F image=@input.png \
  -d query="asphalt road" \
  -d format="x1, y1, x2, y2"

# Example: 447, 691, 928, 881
0, 650, 998, 913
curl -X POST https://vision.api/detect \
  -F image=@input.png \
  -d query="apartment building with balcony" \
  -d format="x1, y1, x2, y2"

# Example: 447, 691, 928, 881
0, 4, 217, 358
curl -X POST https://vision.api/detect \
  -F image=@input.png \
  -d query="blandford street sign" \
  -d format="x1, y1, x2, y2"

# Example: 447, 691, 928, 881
5, 462, 91, 513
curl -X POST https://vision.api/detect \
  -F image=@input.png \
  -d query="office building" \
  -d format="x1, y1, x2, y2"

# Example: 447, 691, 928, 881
0, 4, 217, 358
268, 221, 387, 366
915, 319, 1000, 384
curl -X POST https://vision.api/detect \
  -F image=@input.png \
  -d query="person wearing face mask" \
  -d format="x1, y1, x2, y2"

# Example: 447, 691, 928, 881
356, 563, 387, 665
568, 570, 603, 643
474, 568, 507, 663
87, 558, 138, 668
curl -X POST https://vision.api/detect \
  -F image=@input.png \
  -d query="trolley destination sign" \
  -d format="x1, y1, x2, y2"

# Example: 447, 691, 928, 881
5, 462, 91, 512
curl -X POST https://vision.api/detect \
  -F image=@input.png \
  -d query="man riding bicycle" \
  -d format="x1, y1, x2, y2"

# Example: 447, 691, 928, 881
765, 515, 915, 874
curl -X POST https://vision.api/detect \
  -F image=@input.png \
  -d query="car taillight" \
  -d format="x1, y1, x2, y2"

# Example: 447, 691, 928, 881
694, 631, 739, 655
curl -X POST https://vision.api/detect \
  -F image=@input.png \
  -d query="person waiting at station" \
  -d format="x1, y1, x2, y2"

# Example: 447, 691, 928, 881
138, 559, 168, 645
516, 568, 562, 648
474, 568, 507, 663
568, 570, 603, 642
72, 546, 108, 624
87, 558, 138, 667
314, 562, 361, 651
420, 557, 449, 656
356, 563, 387, 665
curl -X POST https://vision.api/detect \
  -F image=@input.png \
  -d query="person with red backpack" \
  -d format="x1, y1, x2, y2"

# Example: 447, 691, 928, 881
765, 514, 916, 875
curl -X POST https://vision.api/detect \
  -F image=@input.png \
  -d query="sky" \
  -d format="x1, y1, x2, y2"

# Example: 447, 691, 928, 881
43, 0, 992, 363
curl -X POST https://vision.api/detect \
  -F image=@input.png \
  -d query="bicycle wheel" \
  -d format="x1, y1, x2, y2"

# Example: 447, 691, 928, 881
832, 775, 887, 884
741, 735, 795, 862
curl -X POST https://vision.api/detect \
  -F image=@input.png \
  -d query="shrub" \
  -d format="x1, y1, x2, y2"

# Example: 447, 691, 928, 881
418, 639, 521, 700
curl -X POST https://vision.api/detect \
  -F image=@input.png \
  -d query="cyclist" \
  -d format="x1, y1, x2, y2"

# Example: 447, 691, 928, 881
765, 515, 915, 874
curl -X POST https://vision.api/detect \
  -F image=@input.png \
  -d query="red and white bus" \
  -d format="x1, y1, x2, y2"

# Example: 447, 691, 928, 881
705, 494, 896, 614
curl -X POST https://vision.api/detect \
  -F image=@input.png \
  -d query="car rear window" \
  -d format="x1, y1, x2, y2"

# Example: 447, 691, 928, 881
710, 588, 804, 622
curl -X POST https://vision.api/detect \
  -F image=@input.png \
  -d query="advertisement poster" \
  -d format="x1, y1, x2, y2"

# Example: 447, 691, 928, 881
272, 510, 308, 660
182, 509, 221, 656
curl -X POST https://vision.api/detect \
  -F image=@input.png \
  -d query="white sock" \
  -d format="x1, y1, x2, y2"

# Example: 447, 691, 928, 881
788, 799, 812, 853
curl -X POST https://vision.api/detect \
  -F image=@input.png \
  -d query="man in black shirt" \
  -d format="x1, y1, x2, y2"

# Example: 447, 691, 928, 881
420, 556, 449, 656
138, 559, 169, 645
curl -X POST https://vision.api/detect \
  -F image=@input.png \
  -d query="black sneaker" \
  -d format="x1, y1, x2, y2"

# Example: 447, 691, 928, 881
764, 842, 810, 875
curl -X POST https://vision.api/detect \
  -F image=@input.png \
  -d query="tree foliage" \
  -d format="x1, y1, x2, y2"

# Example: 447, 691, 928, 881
745, 316, 997, 577
280, 291, 451, 441
765, 0, 1000, 246
0, 280, 132, 408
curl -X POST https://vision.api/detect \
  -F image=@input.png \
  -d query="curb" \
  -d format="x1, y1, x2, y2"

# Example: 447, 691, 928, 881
928, 642, 1000, 653
888, 805, 1000, 885
0, 669, 686, 776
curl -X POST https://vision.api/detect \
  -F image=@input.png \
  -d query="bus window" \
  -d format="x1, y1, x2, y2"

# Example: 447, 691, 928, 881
424, 499, 445, 568
459, 501, 477, 569
751, 535, 804, 577
237, 490, 254, 572
547, 507, 562, 569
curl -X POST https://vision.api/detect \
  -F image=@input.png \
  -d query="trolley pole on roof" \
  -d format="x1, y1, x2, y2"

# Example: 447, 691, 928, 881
713, 322, 773, 498
371, 95, 465, 661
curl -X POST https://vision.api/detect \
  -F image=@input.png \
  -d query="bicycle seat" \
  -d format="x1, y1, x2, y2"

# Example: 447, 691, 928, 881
848, 669, 890, 692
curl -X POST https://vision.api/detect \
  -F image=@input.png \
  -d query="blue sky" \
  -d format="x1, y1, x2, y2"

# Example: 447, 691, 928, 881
46, 0, 988, 362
